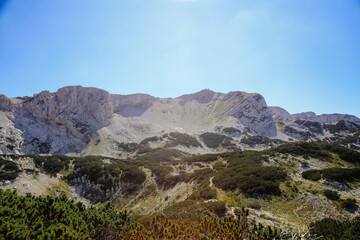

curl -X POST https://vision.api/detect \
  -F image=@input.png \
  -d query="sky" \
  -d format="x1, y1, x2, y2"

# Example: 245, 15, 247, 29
0, 0, 359, 117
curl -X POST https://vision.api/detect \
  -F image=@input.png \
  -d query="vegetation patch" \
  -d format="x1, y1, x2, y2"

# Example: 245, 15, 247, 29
200, 132, 235, 149
271, 142, 360, 165
240, 136, 283, 147
139, 136, 159, 145
213, 151, 287, 197
123, 208, 285, 239
114, 142, 139, 153
271, 142, 332, 161
302, 168, 360, 183
310, 217, 360, 239
324, 120, 360, 134
164, 132, 201, 148
323, 145, 360, 165
223, 127, 242, 136
66, 156, 146, 197
136, 148, 186, 162
182, 154, 219, 163
150, 165, 213, 190
0, 158, 20, 181
284, 126, 313, 140
323, 189, 340, 200
27, 154, 72, 176
321, 131, 360, 151
294, 119, 324, 134
341, 198, 358, 211
0, 189, 132, 239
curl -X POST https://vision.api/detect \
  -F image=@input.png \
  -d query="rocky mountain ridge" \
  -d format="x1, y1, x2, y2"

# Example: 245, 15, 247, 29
0, 86, 359, 156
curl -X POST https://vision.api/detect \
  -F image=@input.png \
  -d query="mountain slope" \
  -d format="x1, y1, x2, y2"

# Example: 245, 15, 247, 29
1, 142, 360, 232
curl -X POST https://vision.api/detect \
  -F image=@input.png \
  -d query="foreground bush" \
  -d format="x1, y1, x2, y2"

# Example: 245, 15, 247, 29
0, 189, 132, 239
310, 216, 360, 239
121, 208, 284, 240
0, 190, 300, 239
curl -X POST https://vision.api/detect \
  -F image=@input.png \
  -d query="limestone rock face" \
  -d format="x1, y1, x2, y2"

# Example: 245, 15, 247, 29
0, 86, 359, 156
222, 92, 277, 137
268, 106, 293, 121
293, 112, 360, 125
0, 111, 23, 154
0, 94, 13, 111
111, 93, 155, 117
68, 176, 120, 203
13, 86, 115, 154
23, 86, 113, 126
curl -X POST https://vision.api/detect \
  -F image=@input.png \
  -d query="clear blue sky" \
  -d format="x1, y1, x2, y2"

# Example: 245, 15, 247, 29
0, 0, 359, 117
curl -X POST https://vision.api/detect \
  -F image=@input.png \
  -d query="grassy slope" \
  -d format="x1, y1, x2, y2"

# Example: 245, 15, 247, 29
1, 142, 360, 233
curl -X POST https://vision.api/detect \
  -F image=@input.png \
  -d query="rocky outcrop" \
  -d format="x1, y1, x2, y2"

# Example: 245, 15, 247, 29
12, 86, 115, 154
293, 112, 360, 125
111, 93, 155, 117
68, 176, 121, 203
223, 92, 277, 137
268, 106, 293, 121
0, 94, 13, 111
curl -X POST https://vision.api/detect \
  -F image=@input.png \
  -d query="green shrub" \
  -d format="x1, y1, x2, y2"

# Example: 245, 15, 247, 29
325, 145, 360, 164
0, 172, 19, 181
139, 136, 159, 145
136, 148, 186, 162
165, 132, 201, 148
0, 159, 20, 180
322, 168, 359, 182
27, 154, 45, 167
310, 216, 360, 239
115, 142, 139, 153
182, 154, 219, 163
272, 142, 360, 164
341, 198, 357, 210
240, 136, 283, 147
323, 189, 340, 200
200, 132, 233, 149
302, 168, 360, 183
203, 201, 227, 216
272, 142, 331, 161
67, 156, 146, 202
310, 218, 350, 239
0, 189, 132, 240
294, 120, 324, 134
189, 186, 217, 200
43, 157, 65, 175
2, 162, 19, 172
324, 120, 348, 134
26, 155, 71, 175
0, 159, 19, 172
213, 151, 287, 197
247, 201, 261, 210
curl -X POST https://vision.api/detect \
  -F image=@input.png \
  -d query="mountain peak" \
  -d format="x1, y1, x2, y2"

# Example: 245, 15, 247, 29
177, 89, 220, 105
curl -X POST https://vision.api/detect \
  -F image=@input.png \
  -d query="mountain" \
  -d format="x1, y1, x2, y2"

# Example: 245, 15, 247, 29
1, 86, 359, 156
1, 86, 360, 237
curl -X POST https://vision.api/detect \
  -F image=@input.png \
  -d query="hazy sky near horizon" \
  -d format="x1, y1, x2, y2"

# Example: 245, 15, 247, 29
0, 0, 359, 117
